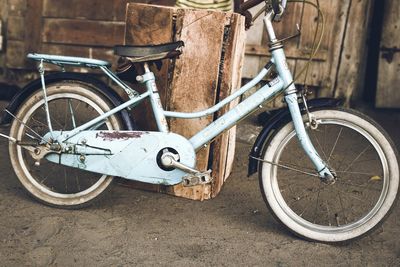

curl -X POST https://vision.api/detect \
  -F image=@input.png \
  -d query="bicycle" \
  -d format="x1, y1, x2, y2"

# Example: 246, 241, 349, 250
2, 0, 398, 243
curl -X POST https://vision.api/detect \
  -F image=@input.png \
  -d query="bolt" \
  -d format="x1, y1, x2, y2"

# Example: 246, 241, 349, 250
35, 161, 40, 166
136, 75, 144, 83
34, 148, 41, 155
81, 139, 87, 145
79, 154, 86, 163
50, 143, 61, 151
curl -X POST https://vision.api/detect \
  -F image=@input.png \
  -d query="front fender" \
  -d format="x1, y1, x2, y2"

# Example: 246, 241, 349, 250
248, 98, 343, 176
0, 72, 135, 130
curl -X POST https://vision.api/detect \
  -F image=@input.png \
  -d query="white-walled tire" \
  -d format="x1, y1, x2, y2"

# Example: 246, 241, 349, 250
259, 108, 399, 242
9, 81, 122, 209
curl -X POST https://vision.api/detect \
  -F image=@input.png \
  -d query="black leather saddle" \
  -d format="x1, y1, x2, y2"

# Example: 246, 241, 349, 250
114, 41, 184, 63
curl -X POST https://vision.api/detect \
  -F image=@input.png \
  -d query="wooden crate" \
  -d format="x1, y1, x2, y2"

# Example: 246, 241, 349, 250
124, 3, 246, 200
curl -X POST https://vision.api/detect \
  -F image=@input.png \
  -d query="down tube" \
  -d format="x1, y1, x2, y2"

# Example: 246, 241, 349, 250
189, 79, 285, 150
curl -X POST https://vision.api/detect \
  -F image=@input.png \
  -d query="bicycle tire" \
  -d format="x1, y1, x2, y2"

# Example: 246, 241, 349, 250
259, 108, 399, 242
9, 80, 123, 209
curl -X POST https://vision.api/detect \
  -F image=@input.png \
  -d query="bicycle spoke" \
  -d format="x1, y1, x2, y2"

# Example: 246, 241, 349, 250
344, 144, 372, 172
337, 190, 347, 225
64, 169, 68, 193
41, 106, 64, 130
311, 130, 328, 162
335, 170, 380, 176
312, 183, 323, 223
68, 99, 77, 129
327, 127, 343, 164
75, 173, 81, 191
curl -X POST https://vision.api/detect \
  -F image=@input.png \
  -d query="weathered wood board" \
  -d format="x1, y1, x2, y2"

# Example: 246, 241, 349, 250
375, 0, 400, 108
125, 3, 246, 200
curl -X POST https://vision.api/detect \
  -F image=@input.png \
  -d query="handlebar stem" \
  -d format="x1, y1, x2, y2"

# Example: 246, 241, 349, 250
264, 11, 278, 42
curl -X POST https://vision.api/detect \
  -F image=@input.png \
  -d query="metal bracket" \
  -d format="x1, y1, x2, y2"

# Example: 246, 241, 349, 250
38, 60, 54, 135
301, 93, 318, 130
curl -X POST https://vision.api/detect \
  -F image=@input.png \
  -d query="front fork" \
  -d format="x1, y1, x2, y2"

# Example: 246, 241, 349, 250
285, 92, 335, 181
270, 46, 335, 182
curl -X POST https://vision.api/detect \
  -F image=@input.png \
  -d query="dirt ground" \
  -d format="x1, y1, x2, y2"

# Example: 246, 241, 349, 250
0, 101, 399, 266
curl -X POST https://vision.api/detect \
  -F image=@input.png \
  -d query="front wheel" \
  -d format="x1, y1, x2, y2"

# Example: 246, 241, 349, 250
259, 108, 399, 242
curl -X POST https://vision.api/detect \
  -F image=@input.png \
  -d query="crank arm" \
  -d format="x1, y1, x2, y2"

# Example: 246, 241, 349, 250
160, 152, 213, 186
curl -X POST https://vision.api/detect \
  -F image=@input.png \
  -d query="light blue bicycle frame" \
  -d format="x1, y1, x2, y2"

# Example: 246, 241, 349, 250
29, 11, 333, 179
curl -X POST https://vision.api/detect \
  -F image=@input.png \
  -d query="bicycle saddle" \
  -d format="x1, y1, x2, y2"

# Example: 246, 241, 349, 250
114, 41, 184, 63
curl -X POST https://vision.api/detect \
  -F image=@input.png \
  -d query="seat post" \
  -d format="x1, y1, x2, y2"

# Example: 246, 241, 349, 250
140, 61, 169, 133
143, 62, 151, 73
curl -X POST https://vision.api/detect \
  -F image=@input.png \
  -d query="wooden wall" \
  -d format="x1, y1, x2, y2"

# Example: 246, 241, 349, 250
242, 0, 373, 107
4, 0, 174, 70
375, 0, 400, 108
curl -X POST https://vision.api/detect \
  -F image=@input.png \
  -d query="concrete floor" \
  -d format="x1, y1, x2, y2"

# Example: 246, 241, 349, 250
0, 101, 399, 266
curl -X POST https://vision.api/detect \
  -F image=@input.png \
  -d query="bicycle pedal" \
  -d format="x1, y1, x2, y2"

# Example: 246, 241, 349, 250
182, 170, 212, 187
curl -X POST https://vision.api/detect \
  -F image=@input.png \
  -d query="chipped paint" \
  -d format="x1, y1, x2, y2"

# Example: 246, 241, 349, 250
96, 131, 148, 141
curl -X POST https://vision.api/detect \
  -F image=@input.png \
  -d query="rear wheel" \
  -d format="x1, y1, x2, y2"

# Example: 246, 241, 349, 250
9, 81, 123, 208
259, 108, 399, 242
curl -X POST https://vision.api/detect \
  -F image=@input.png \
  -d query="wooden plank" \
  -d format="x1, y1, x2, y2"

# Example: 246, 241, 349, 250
43, 0, 141, 21
335, 0, 373, 104
168, 8, 227, 172
25, 0, 43, 56
210, 13, 246, 197
245, 44, 327, 61
42, 0, 173, 21
6, 16, 25, 41
5, 40, 26, 68
43, 0, 116, 20
166, 9, 227, 199
223, 15, 246, 182
6, 0, 43, 69
125, 4, 174, 45
376, 52, 400, 108
42, 19, 125, 47
7, 0, 27, 16
376, 0, 400, 108
124, 3, 174, 130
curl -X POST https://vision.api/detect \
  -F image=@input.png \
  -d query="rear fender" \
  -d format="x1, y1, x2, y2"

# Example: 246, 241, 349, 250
0, 72, 135, 130
248, 98, 343, 176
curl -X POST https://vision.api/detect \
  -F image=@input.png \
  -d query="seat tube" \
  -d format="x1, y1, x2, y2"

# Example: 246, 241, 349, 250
143, 63, 169, 132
